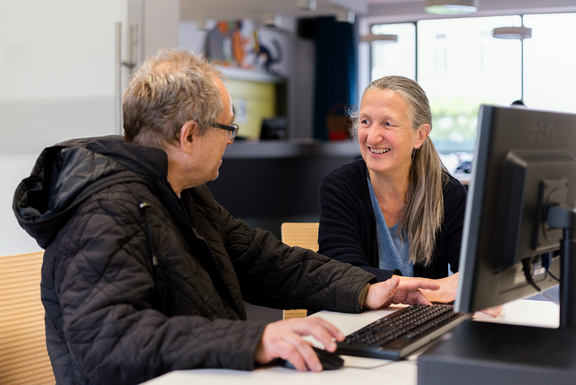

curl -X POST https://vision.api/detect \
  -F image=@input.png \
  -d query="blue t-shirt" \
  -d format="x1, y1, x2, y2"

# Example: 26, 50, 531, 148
367, 178, 414, 277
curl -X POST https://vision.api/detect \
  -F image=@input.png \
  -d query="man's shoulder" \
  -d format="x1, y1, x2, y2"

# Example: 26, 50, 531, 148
77, 174, 159, 216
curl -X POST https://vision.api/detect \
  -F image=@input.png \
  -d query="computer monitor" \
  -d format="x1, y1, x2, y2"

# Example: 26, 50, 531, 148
455, 104, 576, 325
418, 105, 576, 385
260, 117, 287, 140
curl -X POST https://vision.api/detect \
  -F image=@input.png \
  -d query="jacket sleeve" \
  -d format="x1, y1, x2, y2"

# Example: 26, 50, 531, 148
220, 204, 376, 313
441, 177, 468, 273
52, 192, 267, 384
317, 171, 397, 281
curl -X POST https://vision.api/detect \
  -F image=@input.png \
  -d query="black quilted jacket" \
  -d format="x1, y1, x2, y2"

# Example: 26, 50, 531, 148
13, 136, 375, 385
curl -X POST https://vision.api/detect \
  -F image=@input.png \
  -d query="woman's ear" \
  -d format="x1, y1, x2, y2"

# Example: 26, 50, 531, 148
414, 124, 431, 149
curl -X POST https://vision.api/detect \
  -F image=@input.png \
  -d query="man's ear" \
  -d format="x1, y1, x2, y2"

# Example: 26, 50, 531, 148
178, 121, 200, 153
414, 124, 431, 149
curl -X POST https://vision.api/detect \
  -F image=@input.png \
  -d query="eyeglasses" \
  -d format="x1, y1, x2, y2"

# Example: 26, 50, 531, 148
213, 123, 240, 141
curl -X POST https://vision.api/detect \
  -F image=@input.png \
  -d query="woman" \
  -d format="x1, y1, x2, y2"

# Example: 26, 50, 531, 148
318, 76, 467, 303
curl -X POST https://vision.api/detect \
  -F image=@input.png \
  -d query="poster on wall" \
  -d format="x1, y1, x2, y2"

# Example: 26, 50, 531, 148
204, 20, 285, 76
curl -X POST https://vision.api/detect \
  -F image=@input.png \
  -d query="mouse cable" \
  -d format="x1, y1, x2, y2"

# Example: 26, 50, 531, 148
344, 359, 409, 370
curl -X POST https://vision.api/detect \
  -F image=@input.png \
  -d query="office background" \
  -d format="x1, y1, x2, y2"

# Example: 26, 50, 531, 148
2, 0, 576, 256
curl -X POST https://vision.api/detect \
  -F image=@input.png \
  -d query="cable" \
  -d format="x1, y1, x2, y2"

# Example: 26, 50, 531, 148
522, 258, 560, 305
547, 269, 561, 282
521, 258, 542, 293
344, 358, 414, 370
541, 252, 561, 283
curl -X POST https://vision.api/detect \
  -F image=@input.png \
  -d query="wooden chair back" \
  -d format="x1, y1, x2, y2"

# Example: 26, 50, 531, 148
0, 251, 55, 385
280, 222, 320, 319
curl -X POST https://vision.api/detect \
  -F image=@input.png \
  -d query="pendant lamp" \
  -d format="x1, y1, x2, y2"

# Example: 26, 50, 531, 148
492, 25, 532, 39
424, 0, 478, 15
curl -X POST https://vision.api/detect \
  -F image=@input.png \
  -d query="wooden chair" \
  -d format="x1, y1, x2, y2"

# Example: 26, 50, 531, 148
0, 251, 55, 385
280, 222, 320, 320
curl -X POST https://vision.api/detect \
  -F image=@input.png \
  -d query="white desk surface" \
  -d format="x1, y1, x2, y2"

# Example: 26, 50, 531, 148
142, 299, 559, 385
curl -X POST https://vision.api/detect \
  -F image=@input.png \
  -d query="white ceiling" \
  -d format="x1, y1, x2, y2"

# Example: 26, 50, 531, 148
180, 0, 576, 24
180, 0, 414, 22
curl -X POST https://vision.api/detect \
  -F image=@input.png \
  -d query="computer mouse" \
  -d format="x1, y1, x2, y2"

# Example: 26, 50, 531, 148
278, 346, 344, 371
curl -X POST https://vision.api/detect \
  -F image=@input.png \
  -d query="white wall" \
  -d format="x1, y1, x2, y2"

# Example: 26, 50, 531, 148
143, 0, 180, 56
0, 0, 127, 256
1, 0, 179, 256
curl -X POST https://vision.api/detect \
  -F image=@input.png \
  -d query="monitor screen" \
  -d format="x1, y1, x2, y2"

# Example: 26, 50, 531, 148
455, 104, 576, 315
260, 117, 287, 140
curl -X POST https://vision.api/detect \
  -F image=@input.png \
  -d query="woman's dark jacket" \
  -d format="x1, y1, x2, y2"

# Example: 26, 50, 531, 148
318, 159, 467, 282
13, 137, 375, 385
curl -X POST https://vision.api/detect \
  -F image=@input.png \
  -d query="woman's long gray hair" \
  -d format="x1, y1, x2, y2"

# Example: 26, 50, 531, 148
351, 76, 447, 266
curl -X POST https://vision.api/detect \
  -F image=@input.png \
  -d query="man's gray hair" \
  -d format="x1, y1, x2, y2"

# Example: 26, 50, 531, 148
123, 48, 224, 148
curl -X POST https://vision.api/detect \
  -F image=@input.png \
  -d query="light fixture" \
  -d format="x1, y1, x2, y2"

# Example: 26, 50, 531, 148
361, 34, 398, 43
492, 25, 532, 39
296, 0, 316, 12
424, 0, 478, 15
335, 7, 355, 23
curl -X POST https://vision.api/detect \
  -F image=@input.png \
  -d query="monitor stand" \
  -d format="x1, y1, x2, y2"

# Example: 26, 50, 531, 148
417, 321, 576, 385
547, 205, 576, 328
418, 205, 576, 385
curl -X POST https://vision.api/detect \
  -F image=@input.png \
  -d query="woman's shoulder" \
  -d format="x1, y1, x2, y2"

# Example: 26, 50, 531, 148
442, 171, 468, 207
323, 158, 366, 182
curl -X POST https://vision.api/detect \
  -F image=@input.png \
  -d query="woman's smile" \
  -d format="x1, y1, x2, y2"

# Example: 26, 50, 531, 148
368, 147, 391, 155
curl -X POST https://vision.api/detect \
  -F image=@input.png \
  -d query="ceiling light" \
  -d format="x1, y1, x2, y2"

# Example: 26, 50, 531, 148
492, 26, 532, 39
296, 0, 317, 12
335, 8, 355, 23
424, 0, 478, 15
361, 34, 398, 43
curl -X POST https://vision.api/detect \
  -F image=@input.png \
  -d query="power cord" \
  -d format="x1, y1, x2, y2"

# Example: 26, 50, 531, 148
521, 258, 559, 305
541, 251, 561, 282
547, 269, 561, 283
522, 258, 542, 292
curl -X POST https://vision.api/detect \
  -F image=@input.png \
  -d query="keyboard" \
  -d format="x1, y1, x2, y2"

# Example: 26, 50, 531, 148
336, 303, 471, 360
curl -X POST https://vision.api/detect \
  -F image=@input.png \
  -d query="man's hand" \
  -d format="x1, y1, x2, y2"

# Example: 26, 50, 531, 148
254, 317, 344, 372
363, 276, 441, 309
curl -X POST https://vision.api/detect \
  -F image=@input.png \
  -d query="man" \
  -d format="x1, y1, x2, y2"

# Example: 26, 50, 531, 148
13, 49, 437, 384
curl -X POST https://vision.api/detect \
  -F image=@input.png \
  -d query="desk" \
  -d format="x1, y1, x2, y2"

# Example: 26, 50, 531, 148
453, 172, 471, 186
142, 299, 559, 385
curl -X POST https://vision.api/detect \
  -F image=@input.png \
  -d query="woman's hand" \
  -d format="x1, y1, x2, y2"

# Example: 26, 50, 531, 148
395, 272, 460, 304
363, 276, 440, 309
420, 272, 459, 303
474, 305, 504, 318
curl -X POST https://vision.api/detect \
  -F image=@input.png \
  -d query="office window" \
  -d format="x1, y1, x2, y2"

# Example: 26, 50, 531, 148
523, 13, 576, 113
418, 16, 522, 152
370, 23, 416, 81
368, 13, 576, 153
